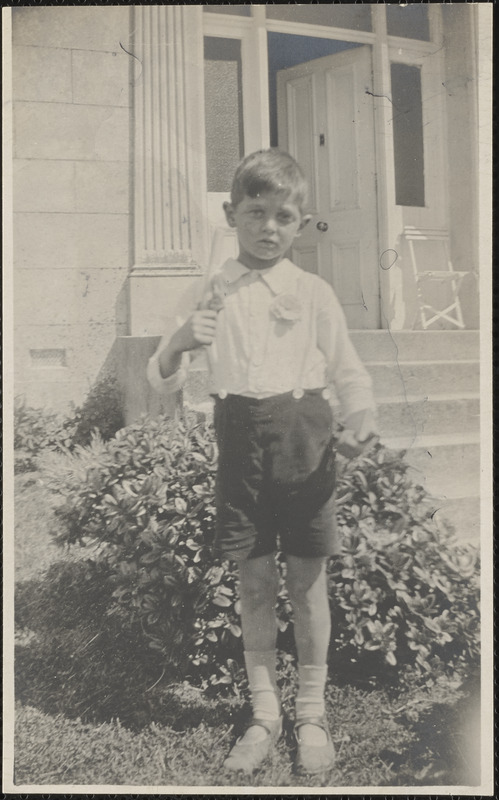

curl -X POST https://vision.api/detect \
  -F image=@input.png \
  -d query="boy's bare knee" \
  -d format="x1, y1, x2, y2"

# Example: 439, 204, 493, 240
239, 554, 279, 605
286, 556, 328, 604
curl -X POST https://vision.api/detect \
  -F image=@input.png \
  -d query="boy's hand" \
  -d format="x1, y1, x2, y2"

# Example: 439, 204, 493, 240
174, 309, 218, 351
158, 308, 218, 380
337, 408, 378, 459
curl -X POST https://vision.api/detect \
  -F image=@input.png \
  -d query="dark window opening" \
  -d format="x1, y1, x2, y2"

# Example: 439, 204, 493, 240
203, 6, 251, 17
204, 37, 244, 192
391, 63, 425, 207
386, 4, 430, 42
266, 5, 372, 32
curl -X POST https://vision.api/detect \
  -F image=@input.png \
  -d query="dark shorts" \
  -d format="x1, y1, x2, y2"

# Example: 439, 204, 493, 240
213, 389, 340, 561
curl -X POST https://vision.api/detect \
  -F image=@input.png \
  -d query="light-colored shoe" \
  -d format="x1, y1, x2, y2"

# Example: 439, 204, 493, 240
294, 716, 336, 775
223, 716, 283, 773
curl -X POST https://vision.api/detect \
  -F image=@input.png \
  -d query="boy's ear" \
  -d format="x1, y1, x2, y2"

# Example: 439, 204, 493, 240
298, 214, 312, 232
223, 201, 237, 228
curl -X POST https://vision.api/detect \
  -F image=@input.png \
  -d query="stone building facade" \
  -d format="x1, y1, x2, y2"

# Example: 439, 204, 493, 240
8, 5, 489, 419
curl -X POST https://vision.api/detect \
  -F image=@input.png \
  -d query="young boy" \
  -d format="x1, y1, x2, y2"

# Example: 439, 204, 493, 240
147, 149, 376, 775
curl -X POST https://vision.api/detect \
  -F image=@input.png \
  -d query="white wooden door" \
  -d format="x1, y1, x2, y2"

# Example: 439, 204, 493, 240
277, 46, 379, 328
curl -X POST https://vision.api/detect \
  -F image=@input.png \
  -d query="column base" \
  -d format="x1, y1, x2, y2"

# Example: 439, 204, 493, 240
116, 335, 179, 425
128, 267, 203, 337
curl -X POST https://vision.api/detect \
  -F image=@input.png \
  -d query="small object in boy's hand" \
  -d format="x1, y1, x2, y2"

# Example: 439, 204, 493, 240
200, 274, 226, 313
337, 428, 377, 459
205, 291, 225, 313
357, 429, 379, 446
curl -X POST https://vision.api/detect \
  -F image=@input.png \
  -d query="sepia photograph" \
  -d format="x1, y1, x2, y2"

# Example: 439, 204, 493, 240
3, 2, 493, 794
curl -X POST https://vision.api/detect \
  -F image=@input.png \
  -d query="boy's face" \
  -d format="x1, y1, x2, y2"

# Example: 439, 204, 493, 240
223, 191, 310, 270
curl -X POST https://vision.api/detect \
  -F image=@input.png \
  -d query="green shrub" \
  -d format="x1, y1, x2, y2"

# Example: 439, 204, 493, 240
69, 376, 124, 448
39, 415, 244, 689
38, 412, 480, 692
14, 399, 69, 472
14, 378, 124, 472
329, 451, 480, 679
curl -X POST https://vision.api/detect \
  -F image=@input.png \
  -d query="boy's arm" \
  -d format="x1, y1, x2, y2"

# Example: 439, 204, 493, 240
316, 284, 378, 456
147, 334, 191, 395
339, 408, 378, 458
147, 280, 218, 394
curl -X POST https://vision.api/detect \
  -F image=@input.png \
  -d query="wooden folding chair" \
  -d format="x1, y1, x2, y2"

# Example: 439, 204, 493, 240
403, 227, 469, 330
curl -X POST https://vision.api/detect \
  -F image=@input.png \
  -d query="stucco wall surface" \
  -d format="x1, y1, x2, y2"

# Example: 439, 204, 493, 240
12, 6, 133, 410
442, 4, 479, 328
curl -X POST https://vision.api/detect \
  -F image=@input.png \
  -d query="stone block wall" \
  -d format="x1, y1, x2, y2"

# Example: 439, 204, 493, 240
12, 7, 133, 410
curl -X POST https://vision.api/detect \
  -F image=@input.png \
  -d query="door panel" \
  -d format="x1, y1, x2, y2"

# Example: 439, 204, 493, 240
277, 46, 380, 328
285, 75, 320, 214
327, 67, 359, 210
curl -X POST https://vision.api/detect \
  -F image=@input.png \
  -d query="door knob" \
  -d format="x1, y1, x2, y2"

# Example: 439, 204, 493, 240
316, 221, 328, 232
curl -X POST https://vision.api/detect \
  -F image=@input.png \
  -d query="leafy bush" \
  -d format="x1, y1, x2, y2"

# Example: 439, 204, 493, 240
38, 412, 480, 692
69, 376, 124, 448
329, 451, 480, 679
14, 378, 124, 472
39, 415, 244, 690
14, 400, 69, 472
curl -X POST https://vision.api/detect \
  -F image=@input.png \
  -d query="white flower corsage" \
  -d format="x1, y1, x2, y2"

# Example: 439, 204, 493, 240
270, 293, 302, 323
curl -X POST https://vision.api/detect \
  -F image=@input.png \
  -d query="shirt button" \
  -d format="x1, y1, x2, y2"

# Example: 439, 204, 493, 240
322, 388, 331, 400
218, 389, 227, 399
292, 388, 304, 400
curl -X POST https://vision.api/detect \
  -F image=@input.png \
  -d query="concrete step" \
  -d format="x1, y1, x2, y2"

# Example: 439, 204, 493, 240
383, 434, 480, 498
428, 496, 480, 545
376, 394, 479, 438
367, 360, 479, 398
186, 383, 480, 440
350, 330, 479, 363
185, 363, 479, 407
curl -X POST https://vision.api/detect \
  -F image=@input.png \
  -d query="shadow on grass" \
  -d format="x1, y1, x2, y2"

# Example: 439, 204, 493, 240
379, 672, 481, 786
15, 559, 243, 732
15, 557, 481, 788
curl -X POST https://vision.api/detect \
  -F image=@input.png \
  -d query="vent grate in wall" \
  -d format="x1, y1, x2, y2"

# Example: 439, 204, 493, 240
30, 349, 67, 368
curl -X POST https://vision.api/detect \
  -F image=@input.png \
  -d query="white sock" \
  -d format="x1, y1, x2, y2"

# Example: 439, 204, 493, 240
244, 650, 280, 722
295, 664, 327, 721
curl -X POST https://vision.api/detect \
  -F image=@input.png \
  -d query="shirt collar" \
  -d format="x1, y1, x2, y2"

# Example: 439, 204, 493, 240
220, 258, 300, 295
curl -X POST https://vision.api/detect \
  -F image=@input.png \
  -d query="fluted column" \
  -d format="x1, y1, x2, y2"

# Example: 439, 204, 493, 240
129, 6, 208, 334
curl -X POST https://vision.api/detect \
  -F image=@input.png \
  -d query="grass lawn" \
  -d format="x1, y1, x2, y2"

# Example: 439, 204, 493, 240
14, 472, 64, 581
12, 471, 481, 789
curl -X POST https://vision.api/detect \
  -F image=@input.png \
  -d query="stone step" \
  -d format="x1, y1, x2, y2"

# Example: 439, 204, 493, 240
383, 434, 480, 498
350, 330, 479, 363
186, 380, 480, 439
367, 360, 479, 398
428, 496, 480, 545
185, 364, 479, 407
376, 394, 479, 438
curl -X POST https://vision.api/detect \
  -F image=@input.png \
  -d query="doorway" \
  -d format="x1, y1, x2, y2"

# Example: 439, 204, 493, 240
269, 34, 379, 328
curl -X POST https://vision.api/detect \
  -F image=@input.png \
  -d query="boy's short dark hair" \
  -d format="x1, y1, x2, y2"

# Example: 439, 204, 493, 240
230, 149, 308, 210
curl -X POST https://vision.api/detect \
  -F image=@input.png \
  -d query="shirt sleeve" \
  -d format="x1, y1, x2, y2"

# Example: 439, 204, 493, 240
146, 277, 205, 395
315, 280, 375, 418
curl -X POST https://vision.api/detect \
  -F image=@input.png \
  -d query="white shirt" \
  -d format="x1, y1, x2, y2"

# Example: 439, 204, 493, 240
147, 258, 374, 418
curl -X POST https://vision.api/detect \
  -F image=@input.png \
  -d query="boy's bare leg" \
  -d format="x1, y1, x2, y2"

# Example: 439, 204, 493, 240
286, 555, 331, 746
286, 556, 330, 662
239, 553, 279, 650
237, 553, 280, 744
